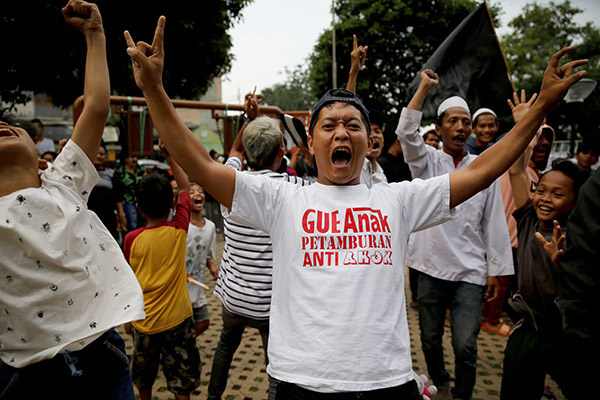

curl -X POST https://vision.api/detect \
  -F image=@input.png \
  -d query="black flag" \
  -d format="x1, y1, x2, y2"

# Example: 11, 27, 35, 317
405, 2, 514, 119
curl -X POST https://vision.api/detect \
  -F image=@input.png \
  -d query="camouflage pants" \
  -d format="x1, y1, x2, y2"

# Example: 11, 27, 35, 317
131, 317, 201, 395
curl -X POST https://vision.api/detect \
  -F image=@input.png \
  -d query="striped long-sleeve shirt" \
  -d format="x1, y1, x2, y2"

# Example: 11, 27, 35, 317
214, 156, 310, 319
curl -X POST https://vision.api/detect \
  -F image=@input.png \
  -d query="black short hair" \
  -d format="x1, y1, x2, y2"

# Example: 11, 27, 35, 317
135, 174, 173, 218
576, 136, 600, 157
31, 118, 43, 127
423, 130, 439, 140
541, 159, 586, 203
368, 109, 385, 130
41, 151, 58, 160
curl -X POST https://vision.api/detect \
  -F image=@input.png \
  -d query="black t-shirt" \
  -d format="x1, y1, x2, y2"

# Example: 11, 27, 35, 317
512, 200, 563, 333
377, 153, 412, 183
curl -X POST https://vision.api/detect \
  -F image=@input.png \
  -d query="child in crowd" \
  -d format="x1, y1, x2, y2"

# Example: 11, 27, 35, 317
501, 114, 587, 398
573, 136, 599, 178
123, 142, 200, 400
0, 1, 145, 398
186, 183, 218, 336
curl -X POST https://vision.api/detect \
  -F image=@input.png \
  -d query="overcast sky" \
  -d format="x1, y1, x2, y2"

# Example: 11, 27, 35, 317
221, 0, 600, 105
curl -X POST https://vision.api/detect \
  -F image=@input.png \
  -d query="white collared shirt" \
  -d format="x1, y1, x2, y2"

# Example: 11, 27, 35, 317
360, 158, 388, 188
396, 107, 513, 285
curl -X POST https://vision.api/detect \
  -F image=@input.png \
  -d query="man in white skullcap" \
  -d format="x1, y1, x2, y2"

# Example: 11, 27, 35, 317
466, 108, 500, 155
396, 69, 514, 400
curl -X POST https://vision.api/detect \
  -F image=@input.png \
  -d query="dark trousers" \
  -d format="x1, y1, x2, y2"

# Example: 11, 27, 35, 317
501, 322, 591, 400
408, 267, 419, 303
208, 306, 276, 400
275, 380, 420, 400
418, 273, 486, 400
0, 329, 133, 400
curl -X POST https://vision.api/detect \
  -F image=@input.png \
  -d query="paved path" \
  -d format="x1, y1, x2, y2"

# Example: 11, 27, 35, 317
120, 234, 564, 400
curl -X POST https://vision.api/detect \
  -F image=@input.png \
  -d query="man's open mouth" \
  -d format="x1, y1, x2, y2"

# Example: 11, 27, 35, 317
372, 141, 380, 150
332, 148, 351, 167
453, 135, 465, 144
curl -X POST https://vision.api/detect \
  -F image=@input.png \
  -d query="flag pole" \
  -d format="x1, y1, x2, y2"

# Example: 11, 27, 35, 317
484, 0, 516, 91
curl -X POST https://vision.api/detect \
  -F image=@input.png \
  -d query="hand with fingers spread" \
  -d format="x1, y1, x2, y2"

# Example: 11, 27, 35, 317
508, 90, 538, 124
124, 16, 166, 92
535, 220, 565, 267
537, 47, 587, 110
62, 0, 103, 34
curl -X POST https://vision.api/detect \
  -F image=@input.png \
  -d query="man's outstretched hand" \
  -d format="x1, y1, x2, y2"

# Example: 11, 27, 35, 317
537, 47, 587, 111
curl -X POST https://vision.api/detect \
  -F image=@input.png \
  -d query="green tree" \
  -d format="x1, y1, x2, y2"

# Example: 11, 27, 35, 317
307, 0, 500, 120
0, 0, 251, 111
261, 65, 316, 111
501, 0, 600, 143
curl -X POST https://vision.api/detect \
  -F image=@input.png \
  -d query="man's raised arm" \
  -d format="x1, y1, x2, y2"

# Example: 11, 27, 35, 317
346, 35, 368, 93
124, 16, 235, 209
449, 47, 587, 209
395, 69, 439, 178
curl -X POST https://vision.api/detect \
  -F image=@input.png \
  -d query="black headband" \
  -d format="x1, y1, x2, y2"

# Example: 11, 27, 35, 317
309, 89, 371, 136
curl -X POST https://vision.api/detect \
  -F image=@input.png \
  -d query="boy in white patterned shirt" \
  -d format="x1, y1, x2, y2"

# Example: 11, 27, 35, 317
0, 1, 144, 398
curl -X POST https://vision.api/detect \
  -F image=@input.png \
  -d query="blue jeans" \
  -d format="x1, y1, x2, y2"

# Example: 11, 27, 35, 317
123, 203, 145, 232
0, 329, 134, 400
417, 273, 486, 400
208, 307, 276, 400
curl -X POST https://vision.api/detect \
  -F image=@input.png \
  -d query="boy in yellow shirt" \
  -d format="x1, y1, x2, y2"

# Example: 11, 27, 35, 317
123, 143, 200, 400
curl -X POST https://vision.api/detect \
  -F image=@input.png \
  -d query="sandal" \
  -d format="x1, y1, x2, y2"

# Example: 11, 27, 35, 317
481, 321, 511, 337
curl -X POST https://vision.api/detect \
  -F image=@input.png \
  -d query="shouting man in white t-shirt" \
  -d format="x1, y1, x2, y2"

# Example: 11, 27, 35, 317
124, 15, 587, 399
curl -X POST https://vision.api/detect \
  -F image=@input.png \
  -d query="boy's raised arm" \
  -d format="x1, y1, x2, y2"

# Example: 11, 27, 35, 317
124, 17, 235, 209
63, 0, 110, 161
449, 47, 587, 209
507, 90, 540, 209
159, 139, 189, 194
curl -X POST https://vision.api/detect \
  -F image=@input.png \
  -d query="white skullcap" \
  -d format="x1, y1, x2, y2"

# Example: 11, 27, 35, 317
472, 108, 497, 122
437, 96, 470, 117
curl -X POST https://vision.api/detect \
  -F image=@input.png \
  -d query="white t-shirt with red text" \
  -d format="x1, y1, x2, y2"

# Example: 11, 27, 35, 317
226, 171, 454, 392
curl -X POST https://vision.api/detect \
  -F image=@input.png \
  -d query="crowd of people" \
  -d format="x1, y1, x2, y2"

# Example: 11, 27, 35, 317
0, 1, 598, 400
